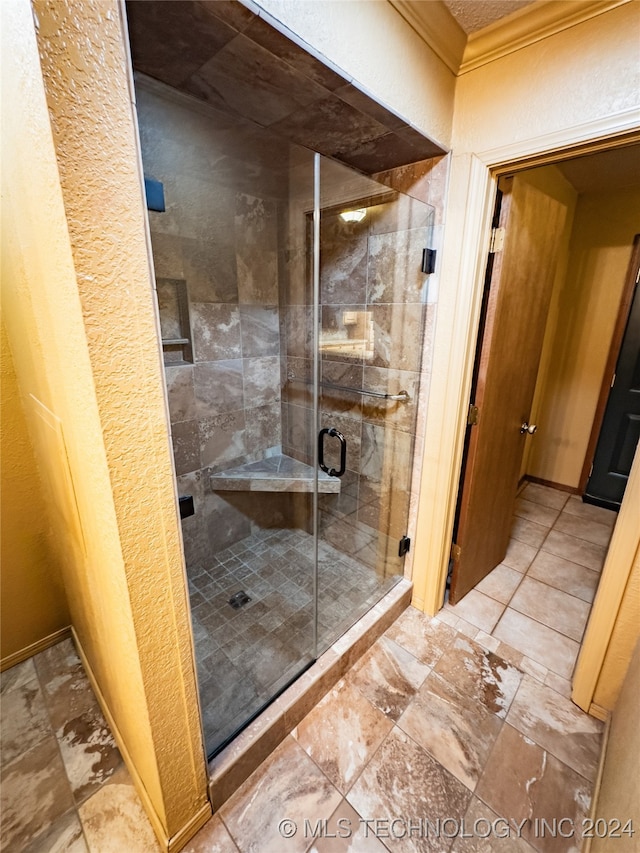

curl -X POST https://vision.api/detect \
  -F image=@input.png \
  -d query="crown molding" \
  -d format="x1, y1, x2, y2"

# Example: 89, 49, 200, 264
391, 0, 631, 77
390, 0, 466, 75
460, 0, 631, 74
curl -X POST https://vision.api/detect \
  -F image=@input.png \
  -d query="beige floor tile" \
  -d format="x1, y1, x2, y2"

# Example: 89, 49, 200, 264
503, 539, 538, 573
476, 724, 591, 852
509, 516, 549, 549
506, 675, 603, 782
56, 703, 123, 805
474, 631, 501, 653
183, 814, 239, 853
476, 563, 524, 604
433, 635, 522, 719
398, 671, 503, 790
220, 735, 341, 853
35, 639, 98, 732
454, 618, 480, 640
519, 483, 570, 511
553, 511, 613, 548
0, 658, 37, 694
22, 809, 87, 853
541, 529, 607, 572
545, 671, 573, 699
509, 577, 591, 642
307, 800, 389, 853
563, 495, 617, 528
527, 550, 600, 603
347, 635, 431, 721
445, 590, 505, 634
384, 606, 456, 668
493, 609, 579, 679
347, 727, 472, 842
0, 679, 51, 767
79, 765, 159, 852
514, 498, 561, 528
1, 736, 76, 851
294, 679, 393, 793
452, 796, 538, 852
520, 657, 548, 683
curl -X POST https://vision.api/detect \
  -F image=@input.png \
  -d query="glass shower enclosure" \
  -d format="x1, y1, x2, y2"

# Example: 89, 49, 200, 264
136, 76, 434, 756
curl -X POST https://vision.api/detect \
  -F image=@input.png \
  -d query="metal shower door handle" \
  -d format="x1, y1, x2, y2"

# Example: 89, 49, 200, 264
318, 427, 347, 477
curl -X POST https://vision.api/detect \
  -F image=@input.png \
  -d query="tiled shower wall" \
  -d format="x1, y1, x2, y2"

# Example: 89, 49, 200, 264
137, 81, 301, 564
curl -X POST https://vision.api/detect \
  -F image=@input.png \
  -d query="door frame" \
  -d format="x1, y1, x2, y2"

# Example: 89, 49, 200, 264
579, 233, 640, 493
410, 113, 640, 709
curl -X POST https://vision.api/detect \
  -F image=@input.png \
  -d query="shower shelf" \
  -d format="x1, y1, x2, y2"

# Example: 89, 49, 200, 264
210, 454, 340, 494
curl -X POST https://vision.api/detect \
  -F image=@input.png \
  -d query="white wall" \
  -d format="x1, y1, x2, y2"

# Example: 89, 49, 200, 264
452, 2, 640, 156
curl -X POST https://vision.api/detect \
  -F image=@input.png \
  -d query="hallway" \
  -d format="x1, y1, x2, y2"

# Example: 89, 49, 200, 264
444, 481, 616, 692
2, 509, 606, 853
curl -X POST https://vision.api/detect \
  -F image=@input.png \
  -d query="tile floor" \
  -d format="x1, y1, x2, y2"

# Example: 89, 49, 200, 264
442, 483, 616, 688
0, 639, 157, 852
1, 483, 612, 852
189, 527, 398, 755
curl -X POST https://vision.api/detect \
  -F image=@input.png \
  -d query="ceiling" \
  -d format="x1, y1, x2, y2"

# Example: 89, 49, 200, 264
555, 144, 640, 194
442, 0, 536, 33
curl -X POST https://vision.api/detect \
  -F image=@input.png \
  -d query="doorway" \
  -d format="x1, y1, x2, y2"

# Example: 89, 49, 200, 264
445, 143, 640, 677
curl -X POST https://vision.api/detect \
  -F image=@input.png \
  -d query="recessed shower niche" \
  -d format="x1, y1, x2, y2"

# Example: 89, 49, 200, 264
127, 0, 443, 758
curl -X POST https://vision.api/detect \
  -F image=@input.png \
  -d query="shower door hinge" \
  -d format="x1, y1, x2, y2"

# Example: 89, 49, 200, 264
467, 404, 479, 426
451, 542, 462, 561
421, 248, 437, 274
489, 227, 505, 254
398, 536, 411, 557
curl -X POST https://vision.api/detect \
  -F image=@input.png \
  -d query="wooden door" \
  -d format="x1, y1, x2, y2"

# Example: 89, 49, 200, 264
449, 174, 569, 604
585, 236, 640, 509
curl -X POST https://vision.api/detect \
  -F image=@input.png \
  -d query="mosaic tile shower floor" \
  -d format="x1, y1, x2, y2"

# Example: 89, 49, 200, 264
187, 527, 399, 753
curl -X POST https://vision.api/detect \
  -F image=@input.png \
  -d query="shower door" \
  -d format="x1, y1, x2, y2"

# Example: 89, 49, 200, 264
284, 155, 435, 655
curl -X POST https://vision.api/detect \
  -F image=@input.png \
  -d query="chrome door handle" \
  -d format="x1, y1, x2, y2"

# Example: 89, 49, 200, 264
520, 422, 537, 435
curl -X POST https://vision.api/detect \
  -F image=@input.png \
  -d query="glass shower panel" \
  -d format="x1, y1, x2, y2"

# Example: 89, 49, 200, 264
314, 157, 434, 653
135, 77, 319, 757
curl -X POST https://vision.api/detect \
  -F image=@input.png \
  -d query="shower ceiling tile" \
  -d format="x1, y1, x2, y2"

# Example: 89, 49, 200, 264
187, 33, 328, 128
339, 129, 443, 174
126, 1, 240, 87
243, 16, 347, 92
127, 1, 446, 174
269, 94, 388, 159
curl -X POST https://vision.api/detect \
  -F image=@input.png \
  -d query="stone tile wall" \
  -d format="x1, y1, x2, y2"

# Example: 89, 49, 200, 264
137, 81, 313, 563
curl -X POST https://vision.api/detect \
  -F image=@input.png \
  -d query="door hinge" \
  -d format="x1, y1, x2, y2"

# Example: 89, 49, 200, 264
610, 372, 616, 388
589, 463, 594, 478
421, 248, 437, 274
489, 227, 505, 254
399, 535, 411, 557
451, 542, 462, 561
467, 404, 479, 426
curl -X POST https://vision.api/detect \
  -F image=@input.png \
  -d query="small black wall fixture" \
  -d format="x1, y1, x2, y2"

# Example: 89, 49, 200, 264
421, 248, 437, 275
144, 176, 165, 212
179, 495, 194, 519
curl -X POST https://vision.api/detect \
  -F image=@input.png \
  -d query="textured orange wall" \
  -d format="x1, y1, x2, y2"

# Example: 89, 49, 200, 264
0, 320, 69, 663
2, 0, 208, 845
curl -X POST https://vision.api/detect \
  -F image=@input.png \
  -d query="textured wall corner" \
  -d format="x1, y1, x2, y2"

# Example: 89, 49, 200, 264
22, 0, 210, 841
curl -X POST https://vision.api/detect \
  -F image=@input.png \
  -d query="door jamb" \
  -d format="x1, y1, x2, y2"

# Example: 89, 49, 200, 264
578, 234, 640, 493
411, 125, 640, 618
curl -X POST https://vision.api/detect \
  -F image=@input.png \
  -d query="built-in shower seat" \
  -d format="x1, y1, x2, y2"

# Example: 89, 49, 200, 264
210, 453, 340, 493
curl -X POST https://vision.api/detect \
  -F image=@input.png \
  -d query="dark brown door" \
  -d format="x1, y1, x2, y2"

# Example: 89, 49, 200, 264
449, 174, 569, 604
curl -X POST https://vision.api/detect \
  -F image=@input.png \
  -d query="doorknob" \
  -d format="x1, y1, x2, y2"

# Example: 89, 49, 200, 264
520, 422, 537, 435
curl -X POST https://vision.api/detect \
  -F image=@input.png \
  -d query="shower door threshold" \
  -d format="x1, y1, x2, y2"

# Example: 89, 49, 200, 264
207, 578, 412, 810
